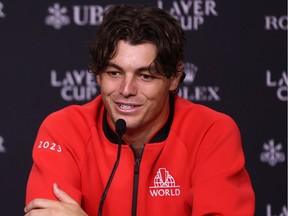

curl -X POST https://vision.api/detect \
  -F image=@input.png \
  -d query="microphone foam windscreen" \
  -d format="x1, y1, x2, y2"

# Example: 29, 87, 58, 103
115, 119, 126, 136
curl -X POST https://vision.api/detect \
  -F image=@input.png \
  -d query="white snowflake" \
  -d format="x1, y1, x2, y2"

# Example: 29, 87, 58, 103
0, 136, 6, 153
260, 139, 285, 166
45, 3, 70, 30
0, 2, 5, 18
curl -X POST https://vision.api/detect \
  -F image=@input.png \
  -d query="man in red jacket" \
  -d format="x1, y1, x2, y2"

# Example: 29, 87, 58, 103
25, 4, 255, 216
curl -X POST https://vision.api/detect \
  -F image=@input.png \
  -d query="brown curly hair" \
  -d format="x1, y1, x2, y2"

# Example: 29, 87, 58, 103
89, 4, 186, 87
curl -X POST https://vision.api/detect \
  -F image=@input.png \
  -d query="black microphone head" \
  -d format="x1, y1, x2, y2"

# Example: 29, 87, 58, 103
115, 119, 126, 137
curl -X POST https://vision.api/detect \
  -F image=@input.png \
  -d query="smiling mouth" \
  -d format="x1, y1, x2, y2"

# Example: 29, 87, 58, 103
117, 103, 138, 110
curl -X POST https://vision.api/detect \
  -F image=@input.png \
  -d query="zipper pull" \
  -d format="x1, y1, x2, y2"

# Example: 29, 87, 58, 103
134, 158, 140, 174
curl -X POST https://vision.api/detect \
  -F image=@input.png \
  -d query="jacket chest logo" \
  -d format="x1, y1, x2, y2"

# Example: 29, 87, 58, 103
149, 168, 181, 197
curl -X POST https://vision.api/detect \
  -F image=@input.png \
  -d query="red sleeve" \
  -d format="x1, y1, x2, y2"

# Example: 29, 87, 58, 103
26, 110, 88, 205
186, 115, 255, 215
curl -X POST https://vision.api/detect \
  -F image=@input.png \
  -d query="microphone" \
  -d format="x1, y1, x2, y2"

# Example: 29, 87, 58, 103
98, 119, 126, 216
115, 118, 126, 137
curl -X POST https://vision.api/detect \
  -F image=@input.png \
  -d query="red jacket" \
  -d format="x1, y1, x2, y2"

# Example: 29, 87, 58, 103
26, 95, 255, 215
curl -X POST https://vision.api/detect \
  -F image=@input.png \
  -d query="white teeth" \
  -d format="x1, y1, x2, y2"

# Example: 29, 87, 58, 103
119, 104, 135, 110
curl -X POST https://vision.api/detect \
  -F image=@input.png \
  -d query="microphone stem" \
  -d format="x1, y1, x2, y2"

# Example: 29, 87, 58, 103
98, 135, 123, 216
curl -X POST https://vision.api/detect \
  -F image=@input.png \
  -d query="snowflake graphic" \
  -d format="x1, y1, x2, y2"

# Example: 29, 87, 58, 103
0, 2, 6, 18
0, 136, 6, 153
260, 139, 285, 166
45, 3, 70, 30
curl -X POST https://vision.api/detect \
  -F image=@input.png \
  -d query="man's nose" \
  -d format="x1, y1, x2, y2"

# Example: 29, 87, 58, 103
119, 76, 137, 97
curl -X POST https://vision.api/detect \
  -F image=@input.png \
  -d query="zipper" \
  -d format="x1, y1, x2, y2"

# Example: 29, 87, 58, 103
130, 145, 145, 216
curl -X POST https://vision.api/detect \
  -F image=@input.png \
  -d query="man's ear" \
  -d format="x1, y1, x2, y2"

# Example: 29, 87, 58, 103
96, 74, 101, 84
169, 62, 184, 91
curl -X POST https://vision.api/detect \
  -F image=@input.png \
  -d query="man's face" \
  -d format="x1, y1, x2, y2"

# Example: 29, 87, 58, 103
97, 40, 180, 135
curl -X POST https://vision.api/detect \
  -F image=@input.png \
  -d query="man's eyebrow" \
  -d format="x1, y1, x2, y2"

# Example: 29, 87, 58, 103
107, 62, 157, 73
107, 63, 123, 71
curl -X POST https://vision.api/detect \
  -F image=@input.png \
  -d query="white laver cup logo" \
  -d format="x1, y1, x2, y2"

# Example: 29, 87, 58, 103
50, 70, 98, 101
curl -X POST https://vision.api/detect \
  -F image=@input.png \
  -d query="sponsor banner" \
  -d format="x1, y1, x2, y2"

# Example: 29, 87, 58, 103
0, 135, 6, 153
178, 63, 221, 101
266, 70, 288, 102
260, 139, 286, 167
50, 69, 99, 102
157, 0, 218, 30
0, 1, 5, 18
50, 63, 220, 103
45, 0, 218, 31
45, 3, 113, 29
265, 15, 288, 31
266, 204, 287, 216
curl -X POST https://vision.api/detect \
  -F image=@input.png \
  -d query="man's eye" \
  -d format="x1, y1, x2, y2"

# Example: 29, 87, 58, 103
140, 74, 155, 81
107, 71, 120, 77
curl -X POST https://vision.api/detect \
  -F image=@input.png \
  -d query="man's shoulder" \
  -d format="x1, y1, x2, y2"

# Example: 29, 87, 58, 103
174, 96, 235, 126
42, 95, 103, 129
175, 96, 222, 116
172, 96, 240, 146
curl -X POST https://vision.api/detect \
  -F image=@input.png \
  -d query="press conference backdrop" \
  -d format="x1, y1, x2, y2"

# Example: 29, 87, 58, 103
0, 0, 287, 215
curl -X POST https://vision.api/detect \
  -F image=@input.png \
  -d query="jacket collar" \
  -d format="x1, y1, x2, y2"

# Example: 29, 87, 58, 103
102, 95, 175, 144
